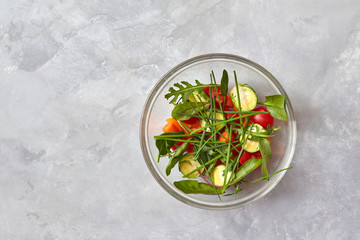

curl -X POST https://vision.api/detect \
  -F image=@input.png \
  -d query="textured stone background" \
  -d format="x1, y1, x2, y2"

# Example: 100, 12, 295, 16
1, 0, 360, 239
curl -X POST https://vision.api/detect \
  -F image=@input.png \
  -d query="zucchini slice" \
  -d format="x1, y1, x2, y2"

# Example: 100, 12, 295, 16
179, 155, 203, 179
200, 112, 226, 132
211, 165, 234, 187
230, 84, 257, 111
243, 124, 266, 153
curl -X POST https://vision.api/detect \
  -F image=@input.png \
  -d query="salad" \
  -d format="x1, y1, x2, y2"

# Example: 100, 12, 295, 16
154, 70, 290, 198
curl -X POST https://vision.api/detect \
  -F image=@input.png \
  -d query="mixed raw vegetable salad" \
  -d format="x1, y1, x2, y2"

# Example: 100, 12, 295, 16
154, 70, 290, 198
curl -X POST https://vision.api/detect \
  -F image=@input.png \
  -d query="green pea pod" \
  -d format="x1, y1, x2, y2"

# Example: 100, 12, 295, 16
229, 158, 262, 185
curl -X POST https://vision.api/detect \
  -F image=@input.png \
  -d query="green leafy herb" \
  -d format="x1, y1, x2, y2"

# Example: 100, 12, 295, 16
220, 70, 229, 96
174, 180, 221, 194
259, 137, 272, 179
267, 106, 288, 121
259, 95, 288, 121
166, 142, 189, 176
171, 102, 209, 120
155, 132, 184, 159
229, 158, 263, 185
165, 80, 209, 104
261, 95, 285, 108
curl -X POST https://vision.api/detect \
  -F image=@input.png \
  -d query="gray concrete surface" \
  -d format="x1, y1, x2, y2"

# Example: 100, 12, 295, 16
0, 0, 359, 239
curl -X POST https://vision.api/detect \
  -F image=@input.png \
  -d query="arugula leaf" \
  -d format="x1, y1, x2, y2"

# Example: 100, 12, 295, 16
171, 102, 209, 120
262, 95, 285, 108
155, 132, 184, 157
220, 70, 229, 96
267, 105, 288, 121
166, 142, 189, 176
259, 95, 288, 121
259, 138, 272, 179
174, 180, 221, 194
171, 102, 193, 120
165, 80, 207, 104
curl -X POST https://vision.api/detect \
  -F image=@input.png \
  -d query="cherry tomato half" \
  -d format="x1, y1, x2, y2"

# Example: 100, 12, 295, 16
249, 106, 274, 128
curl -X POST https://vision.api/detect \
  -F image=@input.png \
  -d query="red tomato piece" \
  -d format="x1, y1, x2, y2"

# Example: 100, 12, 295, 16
203, 86, 224, 107
224, 95, 234, 108
186, 144, 194, 153
224, 107, 240, 123
251, 151, 262, 159
231, 141, 242, 156
218, 131, 230, 143
203, 86, 221, 97
179, 117, 202, 134
239, 150, 252, 165
249, 106, 274, 128
214, 159, 224, 167
250, 151, 262, 170
182, 117, 200, 128
171, 137, 193, 153
219, 130, 238, 144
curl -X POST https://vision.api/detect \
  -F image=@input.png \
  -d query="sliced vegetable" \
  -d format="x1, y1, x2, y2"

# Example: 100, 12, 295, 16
239, 150, 252, 165
162, 118, 183, 133
250, 151, 262, 170
211, 165, 234, 187
170, 137, 194, 153
250, 106, 274, 128
230, 84, 257, 111
218, 131, 230, 143
179, 117, 202, 133
224, 95, 234, 108
203, 86, 224, 106
243, 124, 266, 153
200, 112, 225, 132
179, 155, 204, 179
